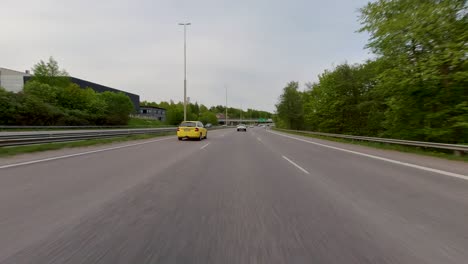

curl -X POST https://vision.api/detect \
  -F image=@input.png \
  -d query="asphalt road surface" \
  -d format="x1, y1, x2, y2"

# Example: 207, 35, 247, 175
1, 128, 467, 264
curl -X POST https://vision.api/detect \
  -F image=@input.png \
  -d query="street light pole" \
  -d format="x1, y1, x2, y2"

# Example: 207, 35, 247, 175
225, 86, 228, 126
178, 22, 191, 121
240, 106, 243, 123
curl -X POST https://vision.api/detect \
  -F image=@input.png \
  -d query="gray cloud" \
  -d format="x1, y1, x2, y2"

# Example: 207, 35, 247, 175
1, 0, 371, 112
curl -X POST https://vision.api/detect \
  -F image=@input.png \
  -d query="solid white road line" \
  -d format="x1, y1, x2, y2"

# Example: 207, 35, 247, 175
200, 143, 211, 150
0, 137, 174, 170
282, 155, 310, 175
269, 130, 468, 181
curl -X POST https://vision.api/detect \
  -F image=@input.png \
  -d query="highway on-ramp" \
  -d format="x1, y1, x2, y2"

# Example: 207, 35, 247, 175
1, 128, 467, 263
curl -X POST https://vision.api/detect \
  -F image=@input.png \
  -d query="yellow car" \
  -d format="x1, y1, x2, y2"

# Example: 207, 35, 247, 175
177, 121, 208, 141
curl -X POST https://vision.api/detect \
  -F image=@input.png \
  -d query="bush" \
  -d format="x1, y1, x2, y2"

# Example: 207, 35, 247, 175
0, 87, 18, 125
57, 109, 92, 126
166, 108, 184, 125
199, 112, 218, 125
23, 81, 60, 105
99, 92, 134, 125
6, 58, 138, 126
15, 94, 64, 125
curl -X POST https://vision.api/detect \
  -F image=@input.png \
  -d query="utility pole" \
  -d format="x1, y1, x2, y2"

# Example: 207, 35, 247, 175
178, 22, 191, 121
225, 86, 228, 126
240, 105, 242, 123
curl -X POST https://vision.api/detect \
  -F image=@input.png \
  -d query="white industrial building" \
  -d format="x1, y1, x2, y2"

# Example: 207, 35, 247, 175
0, 67, 31, 92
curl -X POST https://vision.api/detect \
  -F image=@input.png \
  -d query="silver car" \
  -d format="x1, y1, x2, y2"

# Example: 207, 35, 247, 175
237, 124, 247, 132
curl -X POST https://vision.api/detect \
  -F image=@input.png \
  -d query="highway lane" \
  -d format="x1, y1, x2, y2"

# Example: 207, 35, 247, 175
255, 129, 468, 263
0, 128, 175, 137
1, 127, 467, 263
0, 129, 228, 262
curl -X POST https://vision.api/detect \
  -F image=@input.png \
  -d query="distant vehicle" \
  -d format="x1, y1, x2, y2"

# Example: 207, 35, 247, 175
237, 124, 247, 132
177, 121, 207, 140
205, 123, 212, 128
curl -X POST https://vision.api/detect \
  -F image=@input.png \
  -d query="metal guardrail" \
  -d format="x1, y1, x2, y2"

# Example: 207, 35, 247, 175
0, 125, 172, 130
0, 128, 177, 147
0, 126, 226, 147
276, 128, 468, 155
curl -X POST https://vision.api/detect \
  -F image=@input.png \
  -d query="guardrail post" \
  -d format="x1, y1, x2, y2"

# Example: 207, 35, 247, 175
454, 150, 464, 157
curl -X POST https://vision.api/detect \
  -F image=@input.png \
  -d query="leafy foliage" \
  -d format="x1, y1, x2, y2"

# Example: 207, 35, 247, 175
0, 87, 21, 125
0, 58, 135, 126
99, 92, 134, 125
30, 57, 71, 87
275, 0, 468, 143
141, 100, 272, 126
199, 111, 218, 125
275, 82, 304, 130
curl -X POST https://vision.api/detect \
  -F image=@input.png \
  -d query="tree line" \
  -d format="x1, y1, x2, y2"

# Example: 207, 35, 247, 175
275, 0, 467, 143
141, 100, 272, 126
1, 58, 273, 127
0, 58, 134, 126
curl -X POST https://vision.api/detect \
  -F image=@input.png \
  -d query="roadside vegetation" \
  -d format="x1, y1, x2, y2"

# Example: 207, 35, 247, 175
275, 0, 467, 144
0, 58, 134, 126
140, 101, 272, 126
0, 57, 272, 128
274, 128, 468, 163
0, 133, 173, 157
127, 117, 166, 128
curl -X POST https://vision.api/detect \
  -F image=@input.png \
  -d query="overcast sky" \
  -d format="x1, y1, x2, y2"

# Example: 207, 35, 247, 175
1, 0, 372, 112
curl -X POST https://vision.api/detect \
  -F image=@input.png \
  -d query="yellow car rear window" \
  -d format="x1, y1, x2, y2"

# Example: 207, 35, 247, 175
180, 122, 196, 127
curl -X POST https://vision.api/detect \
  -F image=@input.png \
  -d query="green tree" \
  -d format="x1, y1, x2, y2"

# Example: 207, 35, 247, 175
23, 81, 60, 105
166, 107, 184, 125
199, 111, 218, 125
142, 100, 270, 125
0, 87, 19, 125
141, 101, 159, 107
99, 92, 134, 125
275, 82, 304, 129
30, 57, 70, 87
57, 84, 95, 111
302, 61, 385, 135
158, 101, 171, 109
191, 102, 200, 119
21, 58, 139, 126
199, 104, 209, 113
14, 94, 64, 125
360, 0, 468, 142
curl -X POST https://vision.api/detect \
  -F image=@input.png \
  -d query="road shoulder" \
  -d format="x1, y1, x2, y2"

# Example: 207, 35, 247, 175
267, 129, 468, 177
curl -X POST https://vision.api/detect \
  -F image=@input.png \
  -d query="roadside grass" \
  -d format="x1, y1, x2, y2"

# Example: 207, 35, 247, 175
0, 118, 167, 132
0, 132, 173, 158
127, 118, 167, 128
273, 128, 468, 163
